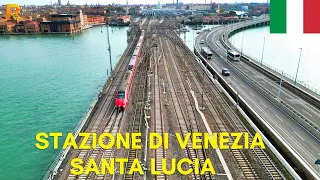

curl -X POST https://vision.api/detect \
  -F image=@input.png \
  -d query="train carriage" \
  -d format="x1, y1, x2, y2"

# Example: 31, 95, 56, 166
115, 31, 144, 110
116, 70, 133, 109
128, 55, 137, 70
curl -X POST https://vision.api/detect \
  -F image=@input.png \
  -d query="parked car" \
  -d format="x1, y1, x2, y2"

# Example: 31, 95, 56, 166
222, 68, 230, 76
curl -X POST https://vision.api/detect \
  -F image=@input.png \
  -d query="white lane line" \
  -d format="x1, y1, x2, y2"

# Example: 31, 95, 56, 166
237, 83, 317, 162
260, 102, 267, 108
303, 109, 313, 117
274, 115, 283, 122
293, 131, 305, 141
304, 104, 320, 117
240, 83, 245, 88
249, 91, 255, 97
276, 123, 314, 160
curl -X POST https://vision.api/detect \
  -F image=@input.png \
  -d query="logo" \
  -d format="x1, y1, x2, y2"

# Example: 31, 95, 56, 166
6, 4, 20, 21
270, 0, 320, 34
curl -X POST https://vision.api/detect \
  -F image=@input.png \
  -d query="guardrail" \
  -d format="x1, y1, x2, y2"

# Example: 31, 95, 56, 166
219, 31, 320, 140
192, 43, 302, 180
193, 26, 319, 179
225, 21, 320, 107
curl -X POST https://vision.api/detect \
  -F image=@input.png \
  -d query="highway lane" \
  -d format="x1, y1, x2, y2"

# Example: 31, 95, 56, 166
205, 21, 320, 130
195, 24, 320, 177
216, 21, 320, 127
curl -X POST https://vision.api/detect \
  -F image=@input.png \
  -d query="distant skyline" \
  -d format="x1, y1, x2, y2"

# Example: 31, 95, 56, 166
1, 0, 267, 6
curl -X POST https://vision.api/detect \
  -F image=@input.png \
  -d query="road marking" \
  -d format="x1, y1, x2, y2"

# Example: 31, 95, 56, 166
274, 115, 283, 122
303, 109, 313, 117
240, 84, 245, 88
260, 102, 267, 108
293, 131, 305, 141
249, 91, 255, 97
304, 104, 320, 117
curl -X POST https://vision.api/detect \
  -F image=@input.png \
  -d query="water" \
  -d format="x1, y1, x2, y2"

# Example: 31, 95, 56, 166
0, 25, 128, 180
179, 24, 218, 51
181, 25, 319, 93
229, 26, 320, 92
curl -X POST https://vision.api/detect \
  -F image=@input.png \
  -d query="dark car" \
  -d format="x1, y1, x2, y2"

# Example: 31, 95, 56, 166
222, 68, 230, 76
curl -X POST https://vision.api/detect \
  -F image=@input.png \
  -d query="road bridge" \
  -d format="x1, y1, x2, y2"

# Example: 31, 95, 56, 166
195, 17, 320, 179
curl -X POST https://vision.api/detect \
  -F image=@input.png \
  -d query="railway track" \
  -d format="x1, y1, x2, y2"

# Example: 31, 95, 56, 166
152, 39, 168, 180
57, 32, 142, 180
122, 36, 150, 180
168, 32, 284, 179
159, 36, 214, 180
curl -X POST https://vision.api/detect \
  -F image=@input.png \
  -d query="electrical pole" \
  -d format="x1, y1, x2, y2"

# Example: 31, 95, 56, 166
261, 37, 265, 65
277, 71, 284, 99
294, 48, 303, 85
240, 31, 244, 58
107, 25, 113, 72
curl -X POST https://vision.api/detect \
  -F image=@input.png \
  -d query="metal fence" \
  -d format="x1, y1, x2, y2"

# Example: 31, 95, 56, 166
233, 46, 320, 96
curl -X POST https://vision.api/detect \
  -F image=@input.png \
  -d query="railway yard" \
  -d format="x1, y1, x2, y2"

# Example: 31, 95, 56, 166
50, 17, 291, 180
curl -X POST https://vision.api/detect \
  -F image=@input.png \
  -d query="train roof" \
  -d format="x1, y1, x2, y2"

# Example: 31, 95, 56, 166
119, 70, 132, 92
138, 36, 144, 42
133, 47, 140, 56
129, 55, 137, 66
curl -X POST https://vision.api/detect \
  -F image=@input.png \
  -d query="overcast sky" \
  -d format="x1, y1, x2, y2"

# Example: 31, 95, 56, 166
1, 0, 267, 6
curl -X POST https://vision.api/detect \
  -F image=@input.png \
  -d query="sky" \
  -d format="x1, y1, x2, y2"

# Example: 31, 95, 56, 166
1, 0, 267, 6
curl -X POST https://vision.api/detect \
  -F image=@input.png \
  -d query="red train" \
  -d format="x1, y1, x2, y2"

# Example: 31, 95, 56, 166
115, 32, 144, 110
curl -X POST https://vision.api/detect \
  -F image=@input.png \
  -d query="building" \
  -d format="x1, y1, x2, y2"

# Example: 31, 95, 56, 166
189, 3, 214, 10
82, 8, 106, 16
0, 21, 16, 34
129, 6, 142, 15
24, 21, 40, 33
39, 22, 51, 33
109, 15, 130, 26
87, 16, 105, 24
251, 6, 269, 16
15, 22, 25, 33
40, 14, 81, 33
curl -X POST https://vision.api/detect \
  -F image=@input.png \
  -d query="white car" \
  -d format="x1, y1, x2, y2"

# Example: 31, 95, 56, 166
200, 40, 205, 44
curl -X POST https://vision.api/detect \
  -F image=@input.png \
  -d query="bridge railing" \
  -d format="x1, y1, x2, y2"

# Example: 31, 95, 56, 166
226, 21, 320, 97
233, 46, 320, 96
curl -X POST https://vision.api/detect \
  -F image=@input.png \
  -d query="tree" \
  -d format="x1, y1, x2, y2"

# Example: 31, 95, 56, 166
229, 11, 236, 16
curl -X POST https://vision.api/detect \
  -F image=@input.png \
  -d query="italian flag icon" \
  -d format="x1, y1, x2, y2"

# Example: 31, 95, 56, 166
271, 0, 320, 34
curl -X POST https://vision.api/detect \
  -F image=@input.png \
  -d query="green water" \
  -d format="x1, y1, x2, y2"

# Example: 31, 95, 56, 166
0, 26, 128, 180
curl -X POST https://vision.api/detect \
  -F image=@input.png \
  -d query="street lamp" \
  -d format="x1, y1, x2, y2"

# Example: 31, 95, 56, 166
277, 71, 284, 99
240, 31, 244, 57
106, 25, 113, 72
261, 37, 265, 65
294, 48, 303, 85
